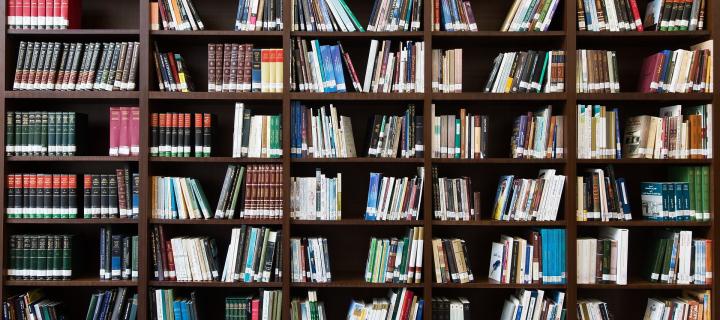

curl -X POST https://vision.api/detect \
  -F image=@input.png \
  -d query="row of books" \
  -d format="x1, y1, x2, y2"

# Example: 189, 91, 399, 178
577, 0, 645, 32
489, 229, 567, 284
430, 107, 488, 159
291, 0, 363, 32
643, 291, 712, 320
290, 236, 331, 283
576, 105, 619, 159
208, 44, 283, 93
650, 231, 711, 284
226, 291, 283, 320
576, 300, 612, 320
153, 48, 194, 92
217, 164, 284, 219
492, 169, 566, 222
13, 41, 140, 91
364, 227, 425, 284
510, 106, 565, 159
290, 103, 357, 158
432, 238, 474, 284
232, 103, 283, 158
6, 173, 77, 219
221, 226, 282, 283
151, 289, 200, 320
500, 0, 561, 32
4, 289, 138, 320
364, 39, 423, 93
83, 171, 140, 219
500, 290, 565, 320
290, 290, 325, 320
346, 288, 424, 320
151, 176, 212, 219
6, 0, 80, 29
431, 0, 477, 32
109, 107, 141, 157
577, 227, 629, 285
152, 234, 221, 282
644, 0, 707, 31
642, 181, 702, 221
88, 287, 138, 320
150, 112, 212, 158
626, 105, 711, 159
576, 50, 620, 93
485, 50, 566, 93
291, 39, 353, 93
367, 0, 422, 32
5, 111, 80, 157
152, 0, 204, 31
431, 297, 470, 320
290, 169, 342, 221
576, 167, 632, 222
365, 168, 425, 221
639, 47, 712, 94
234, 0, 283, 31
366, 106, 424, 158
7, 234, 72, 280
431, 48, 462, 93
431, 169, 479, 221
99, 227, 138, 281
4, 290, 66, 320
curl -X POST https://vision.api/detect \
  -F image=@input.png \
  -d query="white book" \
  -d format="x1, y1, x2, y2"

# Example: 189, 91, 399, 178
363, 40, 380, 92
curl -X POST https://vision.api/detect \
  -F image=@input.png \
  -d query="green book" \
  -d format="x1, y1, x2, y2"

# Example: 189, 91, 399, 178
37, 235, 47, 279
6, 111, 14, 156
132, 235, 139, 280
668, 166, 695, 219
649, 238, 666, 282
227, 166, 245, 218
659, 234, 675, 283
335, 0, 365, 32
85, 293, 99, 320
20, 112, 29, 155
40, 111, 48, 155
47, 112, 56, 156
62, 234, 72, 279
536, 52, 550, 93
67, 112, 76, 155
364, 238, 377, 282
700, 166, 709, 221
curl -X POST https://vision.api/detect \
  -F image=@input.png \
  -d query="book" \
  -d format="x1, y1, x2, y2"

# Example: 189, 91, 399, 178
212, 164, 283, 219
431, 297, 471, 319
5, 111, 86, 156
577, 0, 645, 31
491, 169, 566, 221
153, 44, 195, 92
576, 105, 622, 159
431, 167, 480, 221
6, 0, 81, 29
226, 290, 283, 320
577, 300, 613, 320
79, 169, 139, 219
364, 227, 424, 284
150, 289, 202, 320
7, 234, 72, 280
291, 168, 342, 220
637, 47, 712, 94
510, 105, 564, 159
365, 105, 423, 158
150, 112, 212, 157
5, 173, 80, 219
221, 226, 282, 283
646, 230, 711, 284
290, 290, 326, 320
150, 225, 220, 282
431, 48, 462, 93
500, 0, 562, 32
234, 0, 283, 31
152, 0, 205, 31
641, 181, 697, 221
577, 166, 632, 221
364, 167, 425, 221
2, 290, 67, 320
499, 290, 565, 320
643, 0, 707, 31
346, 288, 424, 320
432, 238, 474, 284
484, 50, 565, 93
489, 229, 566, 284
643, 291, 712, 320
207, 44, 283, 93
12, 41, 140, 91
291, 0, 364, 32
367, 0, 422, 32
151, 175, 212, 219
98, 226, 138, 281
576, 49, 620, 93
577, 236, 628, 284
290, 237, 332, 283
668, 166, 711, 221
108, 107, 140, 157
290, 102, 358, 158
86, 288, 137, 320
430, 105, 488, 159
232, 103, 282, 158
431, 0, 477, 31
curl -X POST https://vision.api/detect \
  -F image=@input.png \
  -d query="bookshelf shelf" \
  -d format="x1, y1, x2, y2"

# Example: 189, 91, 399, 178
291, 31, 424, 38
432, 220, 567, 227
6, 156, 140, 162
576, 159, 714, 165
576, 92, 714, 102
148, 281, 283, 288
289, 279, 424, 289
290, 219, 424, 226
431, 92, 567, 101
576, 30, 711, 39
5, 218, 139, 225
576, 221, 713, 228
4, 279, 138, 287
4, 91, 140, 99
577, 281, 712, 290
431, 281, 566, 289
150, 30, 283, 37
288, 92, 424, 101
148, 92, 283, 101
7, 29, 141, 36
149, 157, 282, 164
431, 158, 566, 164
291, 158, 424, 164
148, 219, 283, 226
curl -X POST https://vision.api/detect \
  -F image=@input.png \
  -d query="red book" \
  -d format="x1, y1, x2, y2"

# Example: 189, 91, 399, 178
59, 174, 68, 218
166, 53, 181, 87
637, 53, 664, 93
119, 107, 130, 156
37, 0, 45, 27
398, 290, 414, 320
42, 175, 51, 218
8, 0, 16, 28
165, 240, 177, 281
67, 174, 76, 218
51, 174, 61, 218
109, 107, 121, 156
628, 0, 644, 31
30, 0, 37, 28
22, 0, 30, 28
130, 107, 140, 156
83, 174, 91, 218
52, 0, 60, 28
45, 0, 52, 27
250, 299, 260, 320
158, 226, 170, 279
60, 0, 82, 29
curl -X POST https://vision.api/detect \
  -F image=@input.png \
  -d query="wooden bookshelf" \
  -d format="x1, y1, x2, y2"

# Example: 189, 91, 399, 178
0, 0, 718, 319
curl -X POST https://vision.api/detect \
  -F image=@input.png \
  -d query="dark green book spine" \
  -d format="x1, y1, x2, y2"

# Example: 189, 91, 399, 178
37, 235, 47, 279
62, 234, 72, 279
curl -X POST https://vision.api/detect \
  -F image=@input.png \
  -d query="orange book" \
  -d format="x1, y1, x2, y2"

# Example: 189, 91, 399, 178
150, 2, 159, 30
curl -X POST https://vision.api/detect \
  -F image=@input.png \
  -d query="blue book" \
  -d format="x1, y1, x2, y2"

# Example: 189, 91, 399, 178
234, 0, 246, 30
111, 235, 123, 279
128, 294, 138, 320
415, 299, 424, 320
251, 49, 262, 92
307, 240, 317, 280
440, 0, 453, 30
657, 51, 673, 92
320, 45, 337, 92
182, 301, 192, 320
561, 229, 567, 283
540, 229, 549, 283
667, 183, 677, 219
132, 174, 140, 217
173, 301, 183, 320
244, 228, 258, 282
330, 45, 347, 93
524, 245, 532, 283
641, 182, 664, 220
365, 173, 381, 219
615, 178, 632, 217
404, 0, 414, 30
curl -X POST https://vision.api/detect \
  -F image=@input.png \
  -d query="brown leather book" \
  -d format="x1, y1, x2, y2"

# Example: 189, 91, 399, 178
222, 44, 232, 92
208, 43, 216, 92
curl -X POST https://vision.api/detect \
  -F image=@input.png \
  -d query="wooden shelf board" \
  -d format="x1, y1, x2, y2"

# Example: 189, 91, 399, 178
433, 220, 566, 227
291, 158, 424, 164
149, 218, 283, 225
148, 92, 283, 100
577, 220, 712, 227
4, 278, 137, 287
576, 92, 713, 101
431, 158, 565, 164
431, 92, 567, 101
7, 156, 139, 162
150, 157, 282, 163
148, 281, 282, 288
5, 218, 138, 224
578, 280, 712, 290
289, 92, 424, 101
432, 281, 566, 289
577, 158, 713, 165
4, 91, 140, 99
150, 30, 283, 37
7, 28, 140, 35
577, 31, 710, 38
432, 31, 565, 38
292, 31, 424, 38
290, 279, 424, 288
290, 219, 423, 226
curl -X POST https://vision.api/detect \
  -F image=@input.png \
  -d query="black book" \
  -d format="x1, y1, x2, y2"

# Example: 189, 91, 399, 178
194, 113, 203, 157
122, 236, 131, 280
100, 174, 109, 218
183, 113, 191, 157
91, 175, 101, 218
509, 240, 519, 284
42, 174, 51, 219
170, 113, 178, 156
108, 175, 118, 218
37, 235, 47, 280
233, 225, 248, 281
111, 234, 122, 280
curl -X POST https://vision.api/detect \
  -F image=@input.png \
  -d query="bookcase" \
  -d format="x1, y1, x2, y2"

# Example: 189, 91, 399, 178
0, 0, 717, 319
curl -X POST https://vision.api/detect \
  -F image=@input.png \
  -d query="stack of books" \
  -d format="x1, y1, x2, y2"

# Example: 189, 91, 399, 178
221, 226, 282, 283
366, 105, 424, 158
290, 103, 357, 158
3, 290, 66, 320
153, 46, 194, 92
291, 0, 363, 32
12, 41, 140, 91
643, 0, 707, 31
485, 50, 565, 93
431, 0, 477, 31
150, 112, 212, 158
432, 238, 474, 284
431, 48, 462, 93
150, 225, 219, 282
151, 0, 204, 30
648, 230, 711, 284
431, 297, 471, 319
207, 44, 283, 93
151, 289, 199, 320
576, 50, 619, 93
7, 234, 73, 280
431, 168, 480, 221
577, 0, 645, 32
576, 227, 629, 285
234, 0, 283, 31
109, 107, 140, 157
364, 227, 425, 284
87, 288, 138, 320
346, 288, 424, 320
643, 291, 711, 320
488, 229, 566, 284
6, 0, 80, 29
577, 300, 612, 320
6, 173, 78, 219
576, 166, 632, 222
492, 169, 566, 222
5, 111, 83, 156
365, 168, 425, 221
510, 106, 564, 159
500, 0, 562, 32
430, 106, 488, 159
638, 47, 713, 94
151, 175, 212, 219
232, 103, 282, 158
291, 237, 332, 283
500, 290, 565, 320
99, 226, 138, 280
291, 169, 342, 221
290, 291, 325, 320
